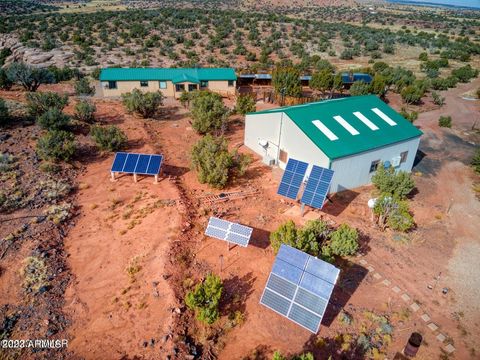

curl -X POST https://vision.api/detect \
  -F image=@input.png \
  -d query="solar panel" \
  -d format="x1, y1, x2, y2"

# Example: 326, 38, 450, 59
301, 166, 334, 209
277, 158, 308, 200
204, 217, 253, 247
110, 153, 164, 176
260, 244, 340, 333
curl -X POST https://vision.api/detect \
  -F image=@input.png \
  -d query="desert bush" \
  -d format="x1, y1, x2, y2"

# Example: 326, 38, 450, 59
272, 66, 302, 98
370, 74, 387, 97
48, 65, 79, 82
74, 99, 96, 122
37, 108, 70, 130
0, 98, 9, 123
122, 89, 164, 118
191, 134, 233, 188
350, 81, 371, 96
190, 91, 228, 134
74, 77, 95, 96
90, 125, 127, 151
235, 94, 256, 115
431, 91, 445, 106
46, 202, 72, 224
6, 62, 54, 92
328, 224, 359, 257
418, 52, 428, 61
371, 164, 415, 199
438, 115, 452, 128
26, 91, 69, 117
179, 91, 191, 108
21, 256, 49, 293
401, 85, 423, 104
374, 195, 414, 232
36, 130, 76, 161
471, 148, 480, 174
399, 107, 418, 123
0, 68, 13, 90
310, 69, 334, 97
185, 273, 223, 325
451, 65, 478, 83
270, 220, 298, 253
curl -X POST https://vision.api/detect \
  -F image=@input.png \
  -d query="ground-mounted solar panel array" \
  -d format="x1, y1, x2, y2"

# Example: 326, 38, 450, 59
301, 165, 335, 209
111, 152, 164, 176
204, 217, 253, 247
277, 158, 308, 200
260, 244, 340, 333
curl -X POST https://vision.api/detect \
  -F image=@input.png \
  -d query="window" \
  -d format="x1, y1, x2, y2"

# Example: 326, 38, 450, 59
369, 160, 380, 173
228, 80, 234, 87
200, 80, 208, 88
279, 150, 288, 163
108, 81, 117, 89
140, 81, 148, 87
175, 84, 185, 92
400, 151, 408, 164
188, 84, 198, 92
159, 81, 167, 89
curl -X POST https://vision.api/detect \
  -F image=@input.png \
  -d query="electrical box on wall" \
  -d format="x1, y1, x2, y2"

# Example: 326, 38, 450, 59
391, 156, 401, 167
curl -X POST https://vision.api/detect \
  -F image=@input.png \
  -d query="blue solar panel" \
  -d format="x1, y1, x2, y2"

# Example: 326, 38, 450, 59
111, 152, 128, 172
277, 158, 308, 200
110, 153, 164, 176
260, 244, 340, 333
301, 166, 334, 209
204, 217, 253, 247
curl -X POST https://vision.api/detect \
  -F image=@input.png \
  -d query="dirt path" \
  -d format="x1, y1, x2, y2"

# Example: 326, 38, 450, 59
63, 103, 182, 359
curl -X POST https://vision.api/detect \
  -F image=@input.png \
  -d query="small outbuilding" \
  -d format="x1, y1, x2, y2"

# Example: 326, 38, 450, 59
99, 67, 237, 98
244, 95, 422, 192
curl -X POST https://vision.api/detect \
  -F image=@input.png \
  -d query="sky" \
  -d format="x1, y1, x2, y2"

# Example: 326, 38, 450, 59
390, 0, 480, 9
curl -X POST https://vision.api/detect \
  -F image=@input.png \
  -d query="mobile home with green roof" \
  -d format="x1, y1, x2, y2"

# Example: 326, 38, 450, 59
99, 68, 237, 98
245, 95, 422, 192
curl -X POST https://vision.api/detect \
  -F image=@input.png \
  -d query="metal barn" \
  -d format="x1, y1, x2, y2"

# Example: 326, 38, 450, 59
244, 95, 422, 193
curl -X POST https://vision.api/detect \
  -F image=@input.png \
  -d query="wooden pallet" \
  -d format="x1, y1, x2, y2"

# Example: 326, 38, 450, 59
199, 189, 259, 204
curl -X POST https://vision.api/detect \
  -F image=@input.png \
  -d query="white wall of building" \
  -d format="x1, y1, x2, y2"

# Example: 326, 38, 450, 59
244, 112, 282, 161
330, 137, 420, 192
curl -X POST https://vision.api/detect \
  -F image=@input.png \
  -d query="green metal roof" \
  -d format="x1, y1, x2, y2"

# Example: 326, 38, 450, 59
171, 74, 200, 84
99, 67, 237, 82
249, 95, 423, 160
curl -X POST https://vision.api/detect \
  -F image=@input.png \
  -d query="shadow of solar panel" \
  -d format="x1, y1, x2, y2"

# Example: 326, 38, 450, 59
123, 154, 140, 173
288, 303, 321, 333
135, 154, 151, 174
111, 152, 128, 172
225, 232, 249, 246
230, 223, 253, 237
300, 272, 334, 300
205, 227, 227, 240
294, 287, 328, 316
305, 256, 340, 284
277, 158, 308, 200
260, 289, 291, 316
277, 244, 309, 270
146, 155, 163, 175
267, 274, 297, 300
272, 258, 303, 285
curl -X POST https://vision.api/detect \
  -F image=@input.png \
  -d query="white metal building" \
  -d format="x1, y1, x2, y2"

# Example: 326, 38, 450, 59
244, 95, 423, 192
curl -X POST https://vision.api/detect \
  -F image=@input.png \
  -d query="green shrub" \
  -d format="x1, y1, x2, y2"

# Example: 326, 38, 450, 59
272, 351, 287, 360
374, 195, 414, 232
185, 273, 223, 325
0, 98, 9, 123
26, 91, 69, 117
399, 107, 418, 123
36, 130, 76, 161
272, 66, 302, 98
74, 77, 95, 96
190, 91, 228, 134
328, 224, 359, 256
48, 65, 79, 82
74, 99, 96, 123
431, 91, 445, 106
90, 125, 127, 151
296, 219, 330, 257
401, 85, 423, 104
269, 220, 297, 253
191, 134, 233, 188
451, 65, 478, 83
91, 68, 101, 80
0, 68, 13, 90
6, 62, 54, 92
235, 94, 256, 115
122, 89, 164, 118
438, 115, 452, 128
471, 148, 480, 174
418, 52, 428, 61
371, 164, 415, 199
350, 81, 371, 96
37, 108, 70, 130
